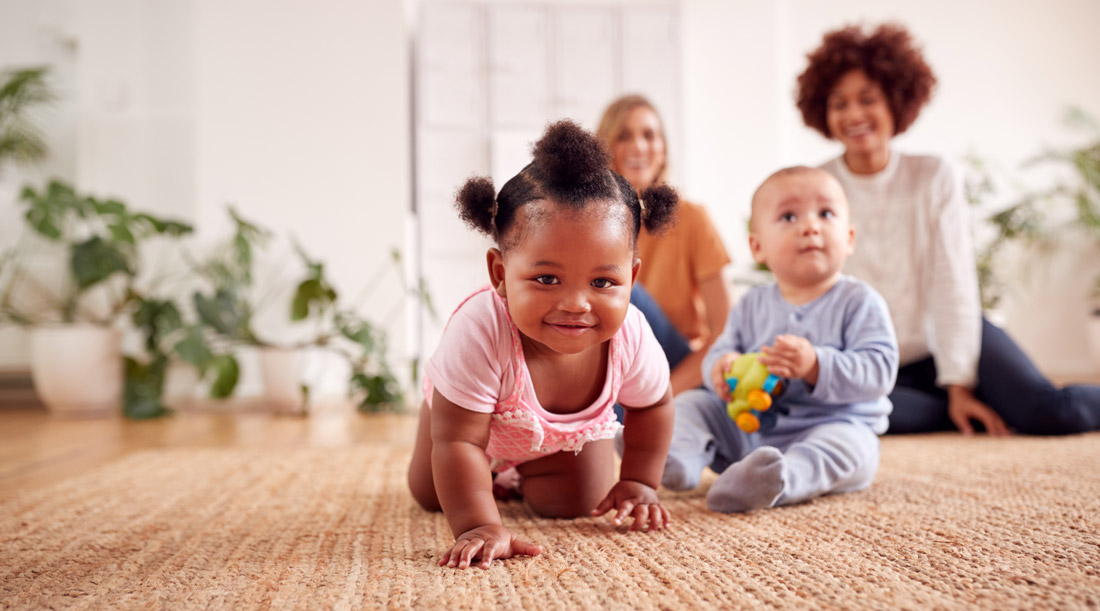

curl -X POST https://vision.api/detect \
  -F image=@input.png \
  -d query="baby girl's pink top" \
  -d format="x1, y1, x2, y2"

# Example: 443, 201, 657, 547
423, 287, 670, 471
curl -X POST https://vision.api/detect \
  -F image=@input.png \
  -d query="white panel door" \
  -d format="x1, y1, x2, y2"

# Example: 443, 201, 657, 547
553, 7, 617, 128
622, 6, 682, 155
489, 6, 551, 128
418, 4, 485, 128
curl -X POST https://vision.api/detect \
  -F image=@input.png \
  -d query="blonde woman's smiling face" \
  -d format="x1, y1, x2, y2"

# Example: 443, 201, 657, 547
610, 106, 667, 192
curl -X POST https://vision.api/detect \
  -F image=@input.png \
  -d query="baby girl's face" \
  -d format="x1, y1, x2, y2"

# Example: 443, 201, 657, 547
749, 171, 854, 290
490, 200, 638, 358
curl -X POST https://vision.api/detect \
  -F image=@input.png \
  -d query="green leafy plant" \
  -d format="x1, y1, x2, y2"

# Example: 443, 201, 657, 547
964, 154, 1046, 311
0, 66, 54, 174
1027, 109, 1100, 311
189, 208, 430, 412
965, 107, 1100, 314
0, 179, 196, 418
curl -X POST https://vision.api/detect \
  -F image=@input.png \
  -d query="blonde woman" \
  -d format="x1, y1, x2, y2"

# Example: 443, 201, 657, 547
598, 95, 732, 396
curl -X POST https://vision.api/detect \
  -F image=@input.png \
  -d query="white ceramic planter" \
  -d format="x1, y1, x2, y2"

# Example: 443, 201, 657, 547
259, 347, 308, 415
29, 325, 123, 418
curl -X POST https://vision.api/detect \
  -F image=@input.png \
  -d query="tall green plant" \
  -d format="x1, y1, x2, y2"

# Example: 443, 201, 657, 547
965, 107, 1100, 313
0, 66, 54, 173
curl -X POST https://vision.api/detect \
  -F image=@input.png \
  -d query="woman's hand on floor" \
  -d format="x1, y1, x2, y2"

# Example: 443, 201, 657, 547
439, 524, 541, 570
947, 385, 1011, 437
591, 480, 671, 532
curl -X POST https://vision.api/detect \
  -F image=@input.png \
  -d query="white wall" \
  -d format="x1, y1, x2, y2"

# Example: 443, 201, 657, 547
682, 0, 1100, 376
0, 0, 412, 394
193, 0, 411, 393
0, 0, 80, 368
2, 0, 1098, 379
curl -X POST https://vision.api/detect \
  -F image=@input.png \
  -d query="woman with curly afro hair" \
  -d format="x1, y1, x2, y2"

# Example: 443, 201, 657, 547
795, 23, 1100, 436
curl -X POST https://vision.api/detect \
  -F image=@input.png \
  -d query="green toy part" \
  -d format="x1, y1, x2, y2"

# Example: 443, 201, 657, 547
724, 353, 786, 433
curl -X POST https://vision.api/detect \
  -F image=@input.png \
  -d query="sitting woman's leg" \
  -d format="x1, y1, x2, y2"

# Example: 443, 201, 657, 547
886, 357, 954, 434
975, 319, 1100, 435
517, 439, 616, 518
616, 284, 694, 423
630, 284, 691, 370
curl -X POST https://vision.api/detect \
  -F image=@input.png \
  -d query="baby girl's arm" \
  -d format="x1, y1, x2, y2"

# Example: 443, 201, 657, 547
592, 386, 675, 531
431, 390, 541, 569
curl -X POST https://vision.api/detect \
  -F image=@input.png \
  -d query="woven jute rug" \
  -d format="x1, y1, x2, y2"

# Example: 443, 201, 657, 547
2, 433, 1099, 609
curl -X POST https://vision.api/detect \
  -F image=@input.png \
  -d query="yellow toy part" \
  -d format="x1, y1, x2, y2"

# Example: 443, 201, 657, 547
725, 353, 787, 433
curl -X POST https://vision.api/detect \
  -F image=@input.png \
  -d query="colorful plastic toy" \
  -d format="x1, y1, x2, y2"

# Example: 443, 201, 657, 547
725, 353, 787, 433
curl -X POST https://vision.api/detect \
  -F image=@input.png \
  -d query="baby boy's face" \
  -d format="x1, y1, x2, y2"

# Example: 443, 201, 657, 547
749, 171, 855, 289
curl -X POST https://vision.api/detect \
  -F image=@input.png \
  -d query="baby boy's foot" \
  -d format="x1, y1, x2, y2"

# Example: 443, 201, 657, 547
660, 452, 709, 492
705, 446, 786, 513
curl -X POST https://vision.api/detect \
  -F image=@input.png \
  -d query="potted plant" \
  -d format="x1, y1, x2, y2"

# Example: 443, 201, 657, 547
189, 207, 424, 414
0, 180, 194, 418
964, 153, 1046, 322
1024, 109, 1100, 370
965, 108, 1100, 369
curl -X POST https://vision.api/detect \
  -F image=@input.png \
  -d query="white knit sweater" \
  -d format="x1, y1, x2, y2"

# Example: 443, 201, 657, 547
822, 151, 981, 388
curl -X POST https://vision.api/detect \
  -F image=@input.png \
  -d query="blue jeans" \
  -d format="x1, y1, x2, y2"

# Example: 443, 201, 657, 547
888, 318, 1100, 435
629, 284, 692, 370
615, 284, 693, 423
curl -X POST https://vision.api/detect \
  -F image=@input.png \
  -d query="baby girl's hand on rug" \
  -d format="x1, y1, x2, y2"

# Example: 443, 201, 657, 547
759, 335, 819, 385
591, 480, 671, 532
439, 524, 542, 570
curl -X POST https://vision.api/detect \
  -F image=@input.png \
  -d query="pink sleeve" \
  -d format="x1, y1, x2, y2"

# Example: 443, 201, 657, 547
424, 291, 509, 413
616, 305, 672, 408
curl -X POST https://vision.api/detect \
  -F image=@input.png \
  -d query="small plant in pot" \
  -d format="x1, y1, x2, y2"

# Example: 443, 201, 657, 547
965, 108, 1100, 370
1026, 109, 1100, 370
189, 208, 420, 414
0, 180, 194, 418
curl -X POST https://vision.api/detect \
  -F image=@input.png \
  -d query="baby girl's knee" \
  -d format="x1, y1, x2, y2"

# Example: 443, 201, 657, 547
524, 484, 603, 518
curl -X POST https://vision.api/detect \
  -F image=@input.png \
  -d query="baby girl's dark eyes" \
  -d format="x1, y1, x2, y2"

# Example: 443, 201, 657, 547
591, 278, 615, 289
821, 209, 836, 219
780, 212, 797, 222
535, 275, 559, 285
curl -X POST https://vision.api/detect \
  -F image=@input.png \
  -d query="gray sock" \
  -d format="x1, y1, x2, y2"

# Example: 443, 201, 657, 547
661, 451, 709, 491
705, 446, 786, 513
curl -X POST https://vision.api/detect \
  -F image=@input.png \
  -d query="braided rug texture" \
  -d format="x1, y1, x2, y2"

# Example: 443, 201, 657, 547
2, 433, 1099, 609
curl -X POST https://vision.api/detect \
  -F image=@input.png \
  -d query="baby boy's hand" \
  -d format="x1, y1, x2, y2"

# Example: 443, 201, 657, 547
710, 352, 742, 402
759, 334, 819, 385
591, 480, 671, 532
439, 524, 542, 570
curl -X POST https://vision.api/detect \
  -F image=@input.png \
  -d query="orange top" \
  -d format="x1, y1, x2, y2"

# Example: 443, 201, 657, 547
636, 200, 731, 344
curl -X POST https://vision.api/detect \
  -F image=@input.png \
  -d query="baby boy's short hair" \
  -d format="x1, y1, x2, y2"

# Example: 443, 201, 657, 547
749, 166, 843, 230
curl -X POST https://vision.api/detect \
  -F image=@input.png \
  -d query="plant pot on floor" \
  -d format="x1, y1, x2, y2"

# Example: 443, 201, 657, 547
259, 347, 308, 415
29, 325, 122, 417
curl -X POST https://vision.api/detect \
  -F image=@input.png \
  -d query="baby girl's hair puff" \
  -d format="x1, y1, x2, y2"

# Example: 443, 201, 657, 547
454, 119, 678, 249
455, 176, 497, 235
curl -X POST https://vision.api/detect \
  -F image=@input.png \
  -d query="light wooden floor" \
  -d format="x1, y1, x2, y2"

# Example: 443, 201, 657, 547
4, 370, 1098, 498
0, 402, 419, 497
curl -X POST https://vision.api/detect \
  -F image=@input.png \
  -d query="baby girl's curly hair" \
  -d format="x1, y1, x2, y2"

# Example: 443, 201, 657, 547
455, 120, 678, 251
795, 23, 937, 139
